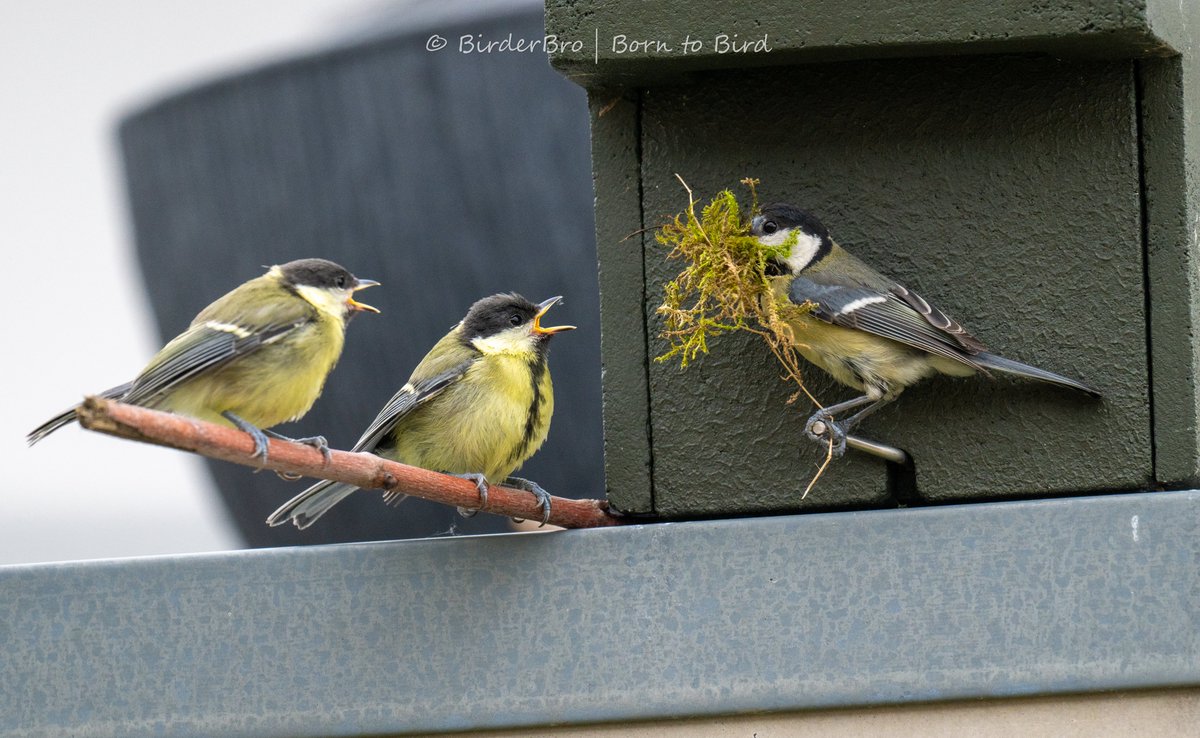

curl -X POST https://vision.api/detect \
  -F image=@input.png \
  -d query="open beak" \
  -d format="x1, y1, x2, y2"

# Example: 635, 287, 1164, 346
532, 295, 576, 335
347, 278, 381, 314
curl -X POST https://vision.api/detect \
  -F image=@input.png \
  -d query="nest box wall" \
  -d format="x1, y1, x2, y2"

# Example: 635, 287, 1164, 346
549, 0, 1200, 516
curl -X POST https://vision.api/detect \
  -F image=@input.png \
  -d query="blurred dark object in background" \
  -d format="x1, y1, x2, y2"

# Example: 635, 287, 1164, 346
118, 0, 601, 547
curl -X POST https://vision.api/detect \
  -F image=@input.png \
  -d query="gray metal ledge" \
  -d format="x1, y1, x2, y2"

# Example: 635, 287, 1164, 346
3, 491, 1198, 737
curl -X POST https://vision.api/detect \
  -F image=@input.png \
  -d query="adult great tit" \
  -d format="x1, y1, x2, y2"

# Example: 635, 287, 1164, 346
267, 292, 575, 529
28, 258, 379, 460
750, 203, 1100, 457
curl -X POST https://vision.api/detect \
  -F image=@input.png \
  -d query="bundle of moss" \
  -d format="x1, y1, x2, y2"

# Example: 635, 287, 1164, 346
655, 176, 819, 408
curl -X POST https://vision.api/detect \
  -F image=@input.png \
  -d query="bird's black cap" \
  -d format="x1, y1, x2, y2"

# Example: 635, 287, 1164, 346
756, 203, 830, 241
461, 293, 541, 340
277, 258, 358, 290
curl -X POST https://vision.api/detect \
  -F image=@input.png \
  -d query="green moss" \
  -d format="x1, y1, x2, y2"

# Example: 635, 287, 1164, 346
656, 177, 812, 375
654, 177, 829, 491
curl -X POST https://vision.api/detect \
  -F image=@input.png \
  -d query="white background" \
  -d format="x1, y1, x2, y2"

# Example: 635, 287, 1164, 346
1, 0, 370, 564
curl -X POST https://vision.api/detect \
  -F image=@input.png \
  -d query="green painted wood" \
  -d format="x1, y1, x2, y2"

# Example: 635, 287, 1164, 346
640, 56, 1149, 513
547, 0, 1184, 86
554, 0, 1198, 513
588, 91, 655, 513
1138, 0, 1200, 484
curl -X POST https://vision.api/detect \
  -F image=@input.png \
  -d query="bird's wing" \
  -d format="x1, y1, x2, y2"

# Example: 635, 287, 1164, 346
349, 361, 474, 452
788, 276, 984, 368
888, 284, 987, 353
122, 320, 307, 405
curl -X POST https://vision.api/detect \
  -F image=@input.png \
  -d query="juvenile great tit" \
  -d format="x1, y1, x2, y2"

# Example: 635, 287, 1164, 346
750, 203, 1100, 457
266, 292, 575, 528
28, 258, 379, 460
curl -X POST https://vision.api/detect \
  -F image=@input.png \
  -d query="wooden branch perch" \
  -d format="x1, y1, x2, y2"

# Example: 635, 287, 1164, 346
76, 397, 624, 530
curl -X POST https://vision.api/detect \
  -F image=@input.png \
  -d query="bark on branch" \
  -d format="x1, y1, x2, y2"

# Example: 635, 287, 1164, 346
77, 397, 624, 529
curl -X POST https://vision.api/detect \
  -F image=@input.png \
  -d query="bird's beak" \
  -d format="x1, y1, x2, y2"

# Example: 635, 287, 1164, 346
532, 295, 576, 335
348, 279, 381, 314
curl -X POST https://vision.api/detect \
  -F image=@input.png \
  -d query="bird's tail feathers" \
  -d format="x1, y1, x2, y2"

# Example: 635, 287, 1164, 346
26, 408, 81, 446
973, 352, 1101, 398
266, 479, 360, 529
27, 382, 133, 445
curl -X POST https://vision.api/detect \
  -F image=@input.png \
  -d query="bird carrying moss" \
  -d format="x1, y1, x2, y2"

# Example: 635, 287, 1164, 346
655, 177, 818, 408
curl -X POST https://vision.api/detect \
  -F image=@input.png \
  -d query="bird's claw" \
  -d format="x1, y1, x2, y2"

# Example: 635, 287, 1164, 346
248, 429, 271, 461
504, 476, 552, 526
804, 412, 848, 457
452, 473, 490, 517
223, 411, 272, 462
294, 435, 332, 466
264, 430, 332, 465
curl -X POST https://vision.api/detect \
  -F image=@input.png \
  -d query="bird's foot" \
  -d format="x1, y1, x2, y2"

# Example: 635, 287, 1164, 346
222, 412, 271, 462
451, 473, 490, 517
264, 430, 332, 465
503, 476, 553, 526
804, 410, 848, 457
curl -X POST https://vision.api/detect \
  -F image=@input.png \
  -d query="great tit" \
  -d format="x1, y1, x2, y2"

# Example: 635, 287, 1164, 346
28, 258, 379, 460
266, 292, 575, 528
750, 203, 1100, 457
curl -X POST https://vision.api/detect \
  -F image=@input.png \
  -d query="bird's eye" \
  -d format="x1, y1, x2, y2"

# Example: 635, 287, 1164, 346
509, 313, 522, 327
335, 275, 347, 289
762, 220, 779, 235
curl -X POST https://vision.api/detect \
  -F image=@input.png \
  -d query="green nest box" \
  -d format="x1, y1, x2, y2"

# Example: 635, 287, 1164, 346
548, 0, 1200, 516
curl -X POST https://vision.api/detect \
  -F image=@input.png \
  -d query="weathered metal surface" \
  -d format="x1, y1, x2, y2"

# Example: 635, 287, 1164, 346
2, 491, 1197, 737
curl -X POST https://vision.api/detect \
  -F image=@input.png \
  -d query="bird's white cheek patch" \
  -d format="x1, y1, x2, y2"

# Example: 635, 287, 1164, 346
471, 328, 537, 356
786, 232, 824, 273
756, 230, 791, 248
295, 284, 352, 317
837, 295, 887, 315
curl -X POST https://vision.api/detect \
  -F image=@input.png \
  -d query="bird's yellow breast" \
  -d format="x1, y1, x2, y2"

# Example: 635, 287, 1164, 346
387, 353, 553, 484
772, 277, 973, 398
158, 317, 345, 429
787, 314, 881, 391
